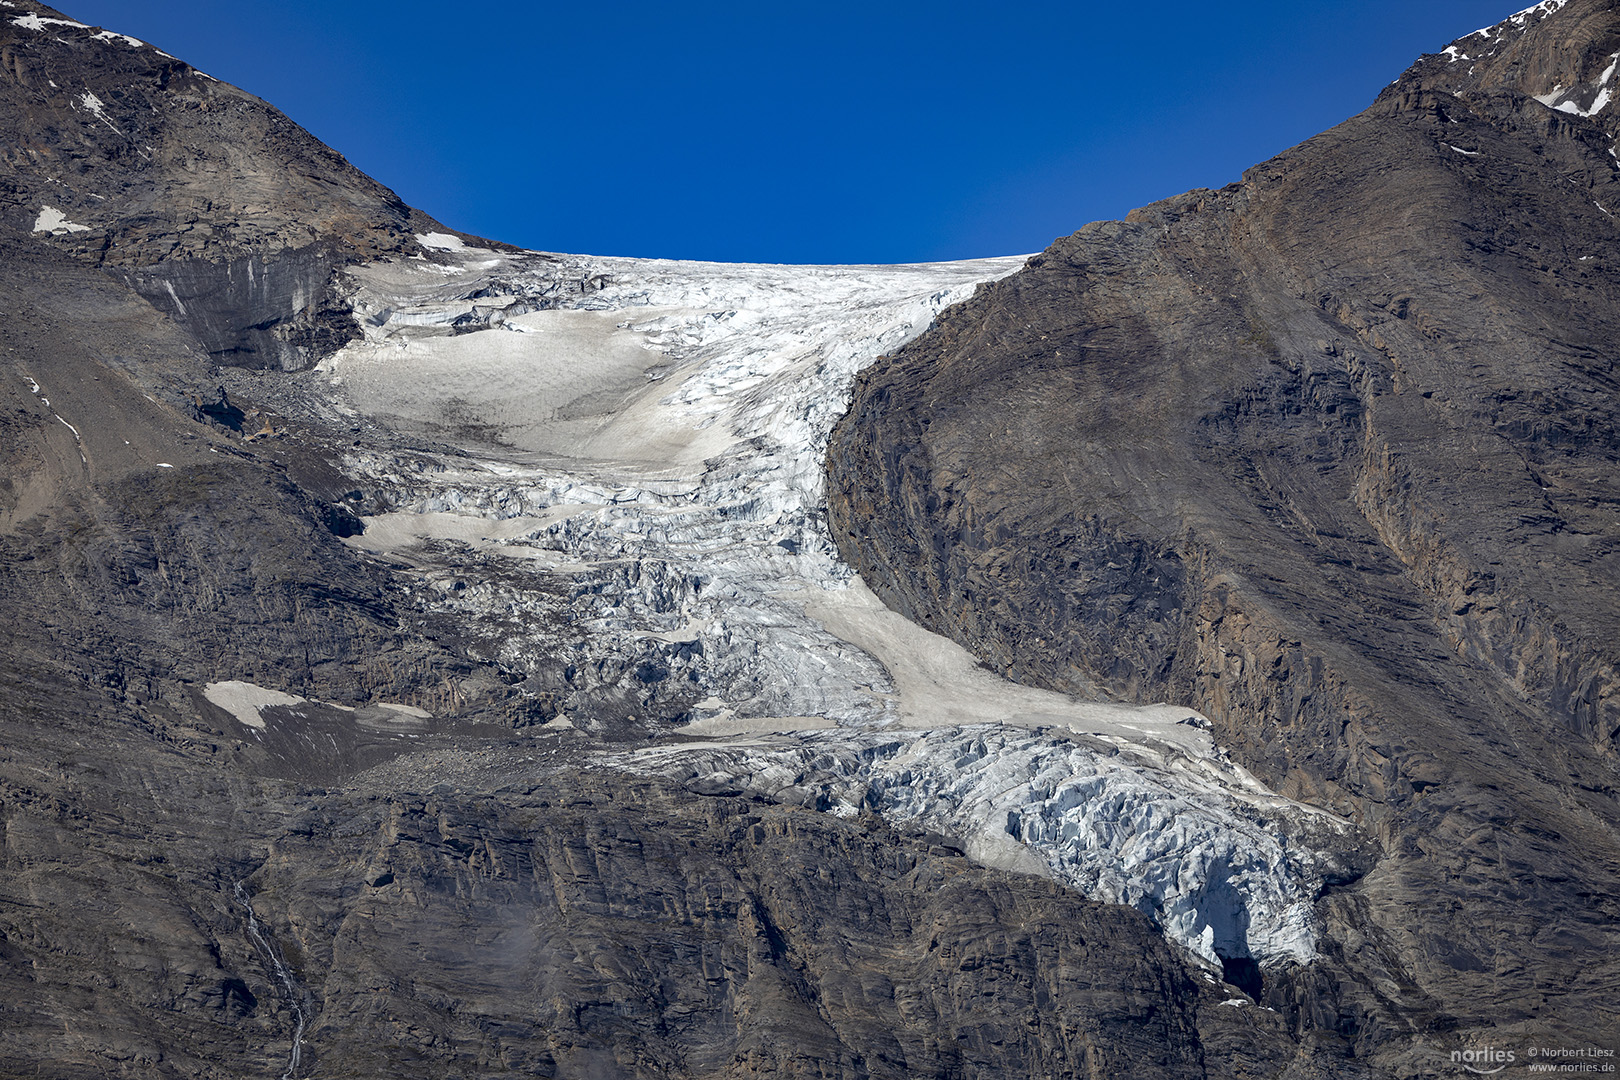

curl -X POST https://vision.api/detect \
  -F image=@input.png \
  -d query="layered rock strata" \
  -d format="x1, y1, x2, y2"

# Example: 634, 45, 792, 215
0, 4, 486, 369
828, 0, 1620, 1064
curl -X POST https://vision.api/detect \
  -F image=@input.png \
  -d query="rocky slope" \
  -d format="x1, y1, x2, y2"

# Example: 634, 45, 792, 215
0, 3, 486, 370
3, 0, 1616, 1077
828, 0, 1620, 1068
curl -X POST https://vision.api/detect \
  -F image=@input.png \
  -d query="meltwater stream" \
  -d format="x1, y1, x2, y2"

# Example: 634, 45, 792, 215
235, 881, 308, 1080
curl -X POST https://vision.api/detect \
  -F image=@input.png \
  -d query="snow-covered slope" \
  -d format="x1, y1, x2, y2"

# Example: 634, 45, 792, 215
299, 241, 1350, 971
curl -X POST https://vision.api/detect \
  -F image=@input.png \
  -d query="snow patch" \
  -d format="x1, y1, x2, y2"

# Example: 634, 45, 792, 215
203, 681, 306, 731
90, 29, 144, 47
1536, 66, 1614, 117
1533, 84, 1569, 108
1509, 0, 1569, 27
33, 205, 89, 235
74, 91, 123, 135
202, 680, 428, 731
1570, 52, 1620, 118
1469, 0, 1568, 41
376, 702, 432, 719
10, 12, 87, 31
162, 280, 188, 317
416, 232, 472, 252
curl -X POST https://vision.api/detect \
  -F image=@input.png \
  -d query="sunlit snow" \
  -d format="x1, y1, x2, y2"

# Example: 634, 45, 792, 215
202, 681, 306, 731
1468, 0, 1568, 42
90, 28, 144, 47
415, 232, 477, 252
9, 12, 88, 32
1533, 52, 1620, 118
1508, 0, 1570, 28
32, 205, 89, 235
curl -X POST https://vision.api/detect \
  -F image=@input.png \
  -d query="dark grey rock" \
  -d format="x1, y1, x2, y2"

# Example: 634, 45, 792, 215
827, 0, 1620, 1071
0, 4, 509, 368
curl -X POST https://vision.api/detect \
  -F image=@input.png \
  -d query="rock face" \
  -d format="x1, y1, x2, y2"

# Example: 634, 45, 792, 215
5, 0, 1619, 1076
828, 0, 1620, 1066
0, 3, 481, 369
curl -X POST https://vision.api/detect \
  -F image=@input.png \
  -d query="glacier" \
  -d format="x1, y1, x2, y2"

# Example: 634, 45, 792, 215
267, 240, 1352, 972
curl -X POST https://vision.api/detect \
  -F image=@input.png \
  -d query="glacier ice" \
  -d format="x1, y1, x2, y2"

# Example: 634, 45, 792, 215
299, 243, 1349, 970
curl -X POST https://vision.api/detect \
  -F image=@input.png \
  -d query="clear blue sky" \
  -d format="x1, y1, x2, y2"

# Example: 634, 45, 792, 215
60, 1, 1519, 264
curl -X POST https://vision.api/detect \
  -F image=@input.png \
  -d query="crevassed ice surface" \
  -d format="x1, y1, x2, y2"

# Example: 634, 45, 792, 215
314, 240, 1348, 968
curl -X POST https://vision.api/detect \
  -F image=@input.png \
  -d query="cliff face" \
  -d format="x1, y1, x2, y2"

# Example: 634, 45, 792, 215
2, 225, 1290, 1080
2, 767, 1208, 1079
828, 0, 1620, 1057
0, 4, 481, 369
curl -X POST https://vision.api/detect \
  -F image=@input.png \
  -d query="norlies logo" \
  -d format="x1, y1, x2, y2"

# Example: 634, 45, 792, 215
1454, 1047, 1516, 1075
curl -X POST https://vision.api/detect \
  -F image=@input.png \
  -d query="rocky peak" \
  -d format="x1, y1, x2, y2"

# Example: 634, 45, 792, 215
0, 4, 496, 369
1399, 0, 1620, 141
0, 3, 433, 265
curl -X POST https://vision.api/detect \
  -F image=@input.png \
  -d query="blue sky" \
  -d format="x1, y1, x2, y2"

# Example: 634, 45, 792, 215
61, 1, 1519, 263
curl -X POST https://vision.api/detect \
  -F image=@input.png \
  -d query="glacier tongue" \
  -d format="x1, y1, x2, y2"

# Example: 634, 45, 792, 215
605, 724, 1324, 966
310, 245, 1347, 970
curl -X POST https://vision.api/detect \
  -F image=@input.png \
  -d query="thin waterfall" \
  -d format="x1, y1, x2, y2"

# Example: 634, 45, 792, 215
234, 881, 308, 1080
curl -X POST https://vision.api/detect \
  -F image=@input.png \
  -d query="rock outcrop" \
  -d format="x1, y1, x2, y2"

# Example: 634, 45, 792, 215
0, 4, 496, 369
828, 0, 1620, 1066
5, 0, 1619, 1075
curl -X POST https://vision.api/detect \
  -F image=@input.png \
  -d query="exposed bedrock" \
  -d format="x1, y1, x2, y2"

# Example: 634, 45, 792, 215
108, 244, 361, 370
0, 710, 1350, 1080
0, 4, 508, 368
827, 1, 1620, 1057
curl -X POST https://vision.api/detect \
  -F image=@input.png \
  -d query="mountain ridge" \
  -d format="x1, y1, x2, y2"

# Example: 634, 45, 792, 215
0, 3, 521, 371
828, 0, 1620, 1064
1, 0, 1616, 1076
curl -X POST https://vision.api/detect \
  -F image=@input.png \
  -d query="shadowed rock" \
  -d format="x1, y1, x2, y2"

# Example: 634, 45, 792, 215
828, 0, 1620, 1068
0, 4, 507, 368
